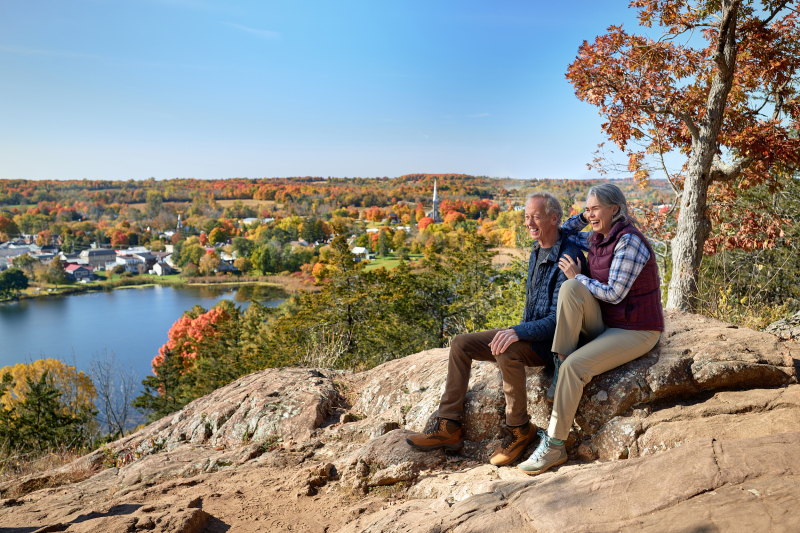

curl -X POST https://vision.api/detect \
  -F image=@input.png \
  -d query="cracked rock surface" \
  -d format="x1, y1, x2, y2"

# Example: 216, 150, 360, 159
2, 311, 800, 532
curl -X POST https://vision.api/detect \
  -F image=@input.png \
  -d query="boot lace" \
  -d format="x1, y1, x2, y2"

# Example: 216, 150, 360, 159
527, 429, 550, 462
425, 418, 444, 437
500, 426, 519, 450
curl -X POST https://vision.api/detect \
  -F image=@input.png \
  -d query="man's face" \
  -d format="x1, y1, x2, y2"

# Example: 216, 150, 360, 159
524, 198, 558, 242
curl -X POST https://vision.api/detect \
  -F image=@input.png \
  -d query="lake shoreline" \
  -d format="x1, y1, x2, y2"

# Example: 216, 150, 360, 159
1, 275, 317, 304
0, 284, 289, 385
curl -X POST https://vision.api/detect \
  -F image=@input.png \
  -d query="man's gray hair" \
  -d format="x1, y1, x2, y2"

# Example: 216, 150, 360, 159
526, 191, 563, 222
586, 183, 639, 227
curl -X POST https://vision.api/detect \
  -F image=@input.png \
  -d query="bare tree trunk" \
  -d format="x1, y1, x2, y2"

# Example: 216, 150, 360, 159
667, 1, 739, 311
91, 347, 138, 438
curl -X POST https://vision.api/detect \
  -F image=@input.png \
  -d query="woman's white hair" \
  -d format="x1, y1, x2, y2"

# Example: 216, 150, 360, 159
525, 191, 563, 222
586, 183, 640, 228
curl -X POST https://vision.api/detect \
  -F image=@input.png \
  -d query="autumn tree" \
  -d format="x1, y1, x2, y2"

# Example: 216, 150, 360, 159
0, 359, 97, 418
0, 215, 20, 239
233, 256, 252, 273
0, 360, 97, 450
567, 0, 800, 310
418, 216, 434, 231
133, 348, 187, 422
208, 227, 227, 245
392, 229, 407, 250
199, 251, 221, 275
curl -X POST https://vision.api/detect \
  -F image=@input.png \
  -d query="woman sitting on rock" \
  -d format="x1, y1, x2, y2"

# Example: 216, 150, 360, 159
518, 183, 664, 475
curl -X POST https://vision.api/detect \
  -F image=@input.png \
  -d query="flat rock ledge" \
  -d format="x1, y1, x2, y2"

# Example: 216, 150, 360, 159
1, 311, 799, 532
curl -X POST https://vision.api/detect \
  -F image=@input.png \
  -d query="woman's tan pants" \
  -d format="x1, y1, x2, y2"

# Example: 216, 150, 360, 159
548, 279, 660, 441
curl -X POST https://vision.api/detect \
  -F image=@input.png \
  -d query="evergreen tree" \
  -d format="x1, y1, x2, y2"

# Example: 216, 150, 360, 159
46, 258, 68, 288
0, 268, 28, 299
133, 348, 189, 423
377, 230, 390, 257
10, 371, 94, 452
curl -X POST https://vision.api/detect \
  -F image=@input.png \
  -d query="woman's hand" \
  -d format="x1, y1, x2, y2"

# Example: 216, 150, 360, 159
558, 256, 581, 279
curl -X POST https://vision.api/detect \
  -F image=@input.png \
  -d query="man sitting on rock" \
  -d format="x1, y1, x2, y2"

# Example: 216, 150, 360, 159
406, 191, 588, 465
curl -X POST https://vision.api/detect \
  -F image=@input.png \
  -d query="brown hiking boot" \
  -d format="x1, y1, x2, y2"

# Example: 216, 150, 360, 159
489, 422, 536, 466
406, 418, 464, 451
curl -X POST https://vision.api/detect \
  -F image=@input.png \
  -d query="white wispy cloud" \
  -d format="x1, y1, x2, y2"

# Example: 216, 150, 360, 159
221, 22, 280, 40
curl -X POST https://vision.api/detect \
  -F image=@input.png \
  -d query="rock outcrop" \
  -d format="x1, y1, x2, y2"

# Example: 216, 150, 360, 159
767, 310, 800, 341
2, 311, 800, 532
339, 432, 800, 533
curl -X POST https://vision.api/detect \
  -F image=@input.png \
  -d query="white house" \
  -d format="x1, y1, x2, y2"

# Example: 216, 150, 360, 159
114, 254, 145, 273
152, 262, 175, 276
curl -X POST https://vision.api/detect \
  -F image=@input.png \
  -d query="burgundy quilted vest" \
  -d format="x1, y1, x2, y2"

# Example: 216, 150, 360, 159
588, 221, 665, 331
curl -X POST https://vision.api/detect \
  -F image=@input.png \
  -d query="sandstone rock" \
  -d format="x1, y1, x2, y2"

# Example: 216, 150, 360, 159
348, 311, 796, 462
337, 430, 447, 489
592, 384, 800, 460
371, 421, 400, 438
291, 462, 335, 495
575, 311, 796, 435
406, 464, 532, 502
368, 462, 416, 486
107, 367, 341, 463
4, 312, 800, 532
341, 432, 800, 533
575, 439, 598, 461
351, 349, 508, 442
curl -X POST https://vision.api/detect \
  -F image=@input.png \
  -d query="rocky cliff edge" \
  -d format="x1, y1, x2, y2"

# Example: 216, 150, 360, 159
2, 310, 800, 533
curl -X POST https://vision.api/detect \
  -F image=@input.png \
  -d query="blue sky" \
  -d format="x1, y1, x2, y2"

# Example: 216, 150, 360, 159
0, 1, 644, 181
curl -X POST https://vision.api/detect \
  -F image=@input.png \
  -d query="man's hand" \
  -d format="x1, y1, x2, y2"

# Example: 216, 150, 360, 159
558, 255, 582, 279
489, 328, 519, 356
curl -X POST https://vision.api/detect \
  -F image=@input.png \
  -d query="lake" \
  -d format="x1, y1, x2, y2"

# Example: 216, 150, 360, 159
0, 285, 286, 386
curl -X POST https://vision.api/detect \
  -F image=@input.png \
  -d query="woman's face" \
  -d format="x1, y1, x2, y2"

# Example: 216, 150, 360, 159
585, 195, 619, 237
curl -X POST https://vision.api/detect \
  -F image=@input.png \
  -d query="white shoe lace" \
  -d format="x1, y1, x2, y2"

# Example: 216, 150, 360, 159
527, 429, 550, 462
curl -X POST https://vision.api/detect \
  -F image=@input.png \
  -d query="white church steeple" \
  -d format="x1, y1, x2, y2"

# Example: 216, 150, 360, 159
431, 180, 441, 223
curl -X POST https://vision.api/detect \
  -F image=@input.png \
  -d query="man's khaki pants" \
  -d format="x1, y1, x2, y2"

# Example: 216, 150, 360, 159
548, 279, 661, 440
438, 329, 545, 427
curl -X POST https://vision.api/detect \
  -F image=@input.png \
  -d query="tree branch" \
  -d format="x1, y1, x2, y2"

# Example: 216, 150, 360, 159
770, 77, 792, 121
713, 1, 739, 78
654, 127, 682, 195
710, 154, 754, 182
676, 110, 700, 143
760, 0, 792, 28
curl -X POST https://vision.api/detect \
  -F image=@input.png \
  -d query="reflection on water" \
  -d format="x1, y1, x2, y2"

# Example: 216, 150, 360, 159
232, 284, 287, 303
0, 284, 287, 387
186, 284, 287, 303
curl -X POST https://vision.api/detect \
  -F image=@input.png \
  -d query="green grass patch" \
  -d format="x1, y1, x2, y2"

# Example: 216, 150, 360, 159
362, 253, 423, 272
